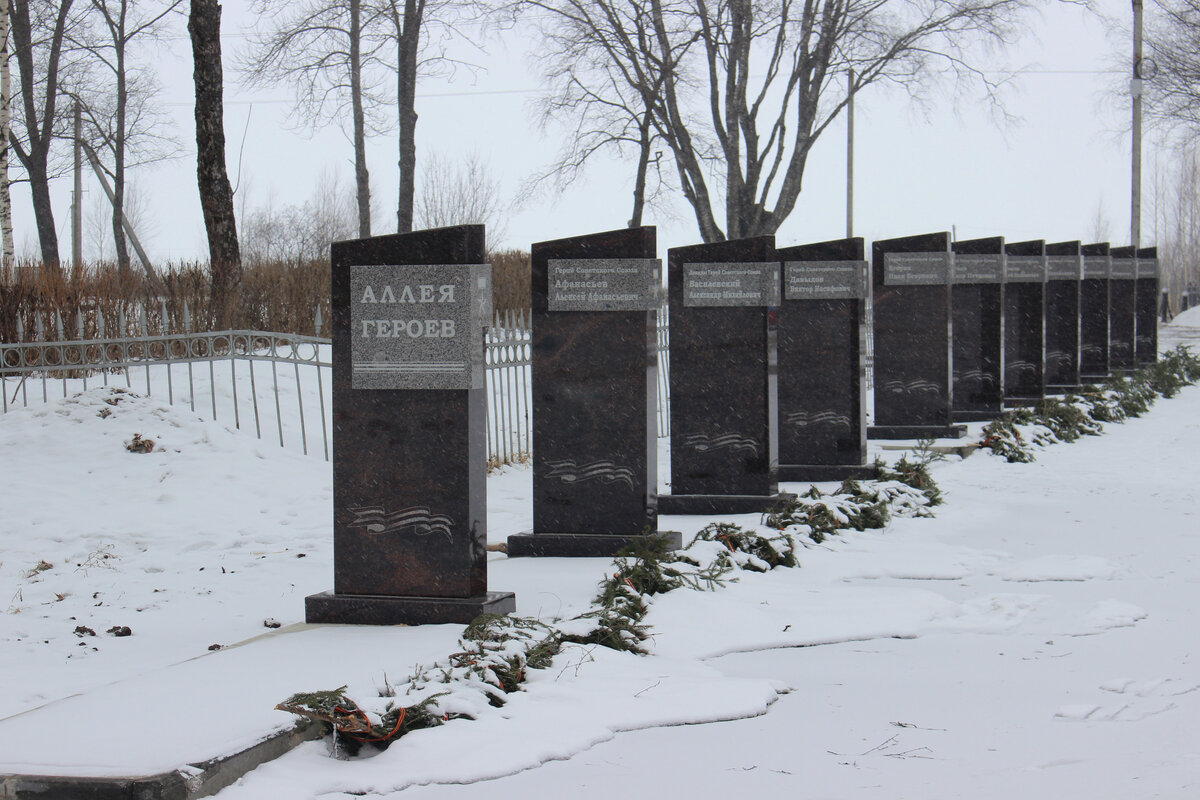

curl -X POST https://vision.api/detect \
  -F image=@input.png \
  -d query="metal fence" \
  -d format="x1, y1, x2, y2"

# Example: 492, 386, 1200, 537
5, 304, 865, 465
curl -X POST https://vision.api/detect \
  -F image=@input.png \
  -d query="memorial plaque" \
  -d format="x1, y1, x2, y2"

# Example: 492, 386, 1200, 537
351, 264, 490, 390
953, 253, 1005, 284
776, 240, 872, 482
307, 225, 515, 626
546, 258, 661, 311
1044, 241, 1082, 392
510, 228, 680, 557
1003, 241, 1047, 405
1108, 246, 1137, 372
683, 262, 781, 306
1136, 247, 1159, 365
883, 252, 952, 285
951, 237, 1005, 422
660, 236, 790, 515
1080, 243, 1112, 381
869, 233, 964, 439
784, 260, 869, 300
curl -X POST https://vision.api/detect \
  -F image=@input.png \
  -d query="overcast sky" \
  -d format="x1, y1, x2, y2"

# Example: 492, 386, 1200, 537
8, 0, 1152, 264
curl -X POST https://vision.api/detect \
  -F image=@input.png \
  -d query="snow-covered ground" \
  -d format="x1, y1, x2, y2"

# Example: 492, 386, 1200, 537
2, 314, 1199, 798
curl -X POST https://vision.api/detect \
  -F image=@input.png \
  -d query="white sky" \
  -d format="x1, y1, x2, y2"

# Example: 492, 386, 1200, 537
8, 0, 1152, 264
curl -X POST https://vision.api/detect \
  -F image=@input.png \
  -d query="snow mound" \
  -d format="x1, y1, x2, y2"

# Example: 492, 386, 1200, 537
994, 555, 1121, 582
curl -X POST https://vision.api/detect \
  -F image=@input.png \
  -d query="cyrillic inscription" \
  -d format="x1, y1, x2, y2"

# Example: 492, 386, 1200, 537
953, 254, 1005, 284
1137, 258, 1159, 279
783, 261, 868, 300
683, 262, 782, 306
1110, 258, 1137, 279
883, 252, 951, 285
1084, 255, 1111, 279
1005, 256, 1046, 283
547, 258, 662, 311
1046, 255, 1083, 280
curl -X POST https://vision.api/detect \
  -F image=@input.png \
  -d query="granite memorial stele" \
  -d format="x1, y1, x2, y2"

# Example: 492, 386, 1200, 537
951, 236, 1005, 421
508, 226, 681, 557
659, 236, 791, 515
1079, 242, 1112, 383
307, 225, 516, 625
775, 237, 873, 481
869, 232, 965, 439
1044, 240, 1083, 393
1136, 246, 1159, 366
1108, 245, 1138, 373
1002, 240, 1047, 406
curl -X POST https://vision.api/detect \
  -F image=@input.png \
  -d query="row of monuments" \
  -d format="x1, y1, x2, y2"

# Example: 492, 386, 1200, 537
306, 225, 1161, 626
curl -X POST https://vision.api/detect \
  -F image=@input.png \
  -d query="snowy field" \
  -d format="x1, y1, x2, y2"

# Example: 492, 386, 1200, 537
1, 311, 1199, 798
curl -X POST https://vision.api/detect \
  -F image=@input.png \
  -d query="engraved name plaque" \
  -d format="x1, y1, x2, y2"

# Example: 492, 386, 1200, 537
783, 261, 869, 300
1110, 258, 1137, 279
683, 262, 782, 306
1046, 255, 1083, 280
883, 252, 951, 285
953, 254, 1005, 284
547, 258, 662, 311
351, 263, 491, 390
1084, 255, 1111, 279
1005, 255, 1046, 283
1137, 258, 1159, 279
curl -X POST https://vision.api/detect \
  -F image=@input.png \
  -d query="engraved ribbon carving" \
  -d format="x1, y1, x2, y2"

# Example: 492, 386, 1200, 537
544, 459, 636, 491
347, 506, 453, 541
681, 432, 761, 456
785, 410, 852, 429
881, 379, 942, 398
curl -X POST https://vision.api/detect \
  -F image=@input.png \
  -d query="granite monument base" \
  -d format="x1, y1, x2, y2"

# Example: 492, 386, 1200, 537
1003, 396, 1043, 408
952, 410, 1001, 423
306, 591, 516, 626
778, 463, 879, 482
868, 424, 967, 440
657, 492, 796, 516
506, 531, 684, 558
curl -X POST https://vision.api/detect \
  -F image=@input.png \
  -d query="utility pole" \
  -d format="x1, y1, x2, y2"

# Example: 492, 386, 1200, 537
1131, 0, 1144, 248
72, 100, 82, 270
847, 69, 855, 239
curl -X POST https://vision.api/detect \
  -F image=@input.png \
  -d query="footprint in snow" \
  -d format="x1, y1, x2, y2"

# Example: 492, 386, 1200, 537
1055, 678, 1199, 722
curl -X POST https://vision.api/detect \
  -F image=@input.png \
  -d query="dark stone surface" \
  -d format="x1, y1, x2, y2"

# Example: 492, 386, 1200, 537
1080, 242, 1112, 381
951, 237, 1005, 421
518, 227, 669, 557
869, 232, 959, 438
1108, 245, 1138, 372
308, 225, 511, 625
306, 590, 516, 625
508, 531, 683, 557
1136, 246, 1159, 365
1044, 241, 1082, 391
775, 238, 869, 481
1002, 240, 1046, 404
661, 236, 783, 514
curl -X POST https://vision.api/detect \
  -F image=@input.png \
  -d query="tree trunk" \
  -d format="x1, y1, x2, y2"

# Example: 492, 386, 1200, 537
112, 28, 130, 276
350, 0, 370, 238
189, 0, 241, 327
394, 0, 422, 233
629, 106, 652, 227
0, 0, 13, 268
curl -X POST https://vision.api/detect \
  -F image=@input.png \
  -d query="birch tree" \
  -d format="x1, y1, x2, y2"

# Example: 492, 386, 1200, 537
1, 0, 14, 267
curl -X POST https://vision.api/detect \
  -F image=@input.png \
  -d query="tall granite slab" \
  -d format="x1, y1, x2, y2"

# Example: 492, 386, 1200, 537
307, 225, 516, 625
951, 237, 1005, 421
1136, 246, 1159, 365
775, 238, 873, 482
508, 227, 681, 557
659, 236, 791, 515
869, 232, 965, 439
1002, 240, 1047, 405
1108, 245, 1138, 372
1080, 242, 1112, 382
1044, 241, 1083, 393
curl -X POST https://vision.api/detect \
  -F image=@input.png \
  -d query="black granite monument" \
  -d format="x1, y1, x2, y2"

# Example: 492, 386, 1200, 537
307, 225, 516, 625
1080, 242, 1112, 383
1002, 240, 1047, 406
869, 232, 965, 439
1136, 246, 1159, 365
951, 237, 1005, 421
508, 227, 681, 557
659, 236, 790, 515
774, 238, 872, 481
1044, 241, 1083, 393
1108, 245, 1138, 372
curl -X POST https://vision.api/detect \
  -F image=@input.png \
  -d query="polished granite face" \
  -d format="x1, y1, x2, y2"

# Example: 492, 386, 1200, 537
776, 238, 867, 469
872, 232, 954, 428
531, 227, 660, 537
1080, 243, 1112, 380
1044, 241, 1083, 389
951, 237, 1005, 419
328, 227, 490, 601
1108, 246, 1138, 371
667, 235, 777, 498
1003, 240, 1047, 401
1136, 247, 1159, 365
